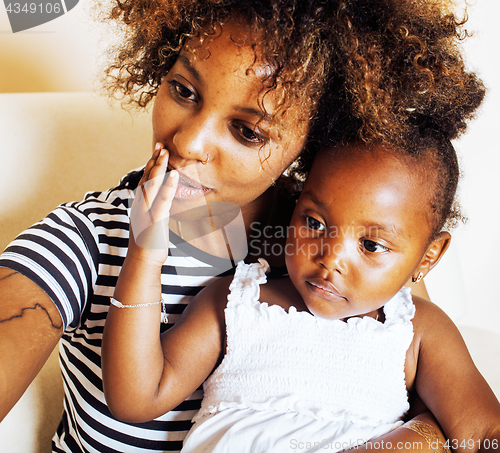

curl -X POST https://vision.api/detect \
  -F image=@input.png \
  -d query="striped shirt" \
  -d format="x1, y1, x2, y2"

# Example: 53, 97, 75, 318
0, 169, 237, 453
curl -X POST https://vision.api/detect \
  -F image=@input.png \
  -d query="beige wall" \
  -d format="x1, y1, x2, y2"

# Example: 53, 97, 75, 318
0, 0, 106, 92
1, 0, 499, 332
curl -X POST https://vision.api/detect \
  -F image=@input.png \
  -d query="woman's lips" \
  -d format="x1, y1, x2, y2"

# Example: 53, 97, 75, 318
306, 278, 347, 302
175, 181, 211, 198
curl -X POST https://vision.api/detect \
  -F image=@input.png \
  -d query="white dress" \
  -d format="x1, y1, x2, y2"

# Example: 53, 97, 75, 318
182, 259, 415, 453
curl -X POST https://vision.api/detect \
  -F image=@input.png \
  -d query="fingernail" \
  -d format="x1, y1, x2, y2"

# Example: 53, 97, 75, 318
155, 142, 162, 152
159, 148, 167, 157
170, 170, 178, 178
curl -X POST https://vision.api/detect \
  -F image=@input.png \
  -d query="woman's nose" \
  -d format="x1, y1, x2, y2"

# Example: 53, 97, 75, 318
172, 115, 218, 164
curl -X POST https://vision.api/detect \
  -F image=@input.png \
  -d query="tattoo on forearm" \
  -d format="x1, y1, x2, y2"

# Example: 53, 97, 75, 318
0, 303, 63, 330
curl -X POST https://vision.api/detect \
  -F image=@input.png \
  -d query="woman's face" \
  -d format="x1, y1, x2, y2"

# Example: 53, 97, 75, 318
152, 20, 308, 222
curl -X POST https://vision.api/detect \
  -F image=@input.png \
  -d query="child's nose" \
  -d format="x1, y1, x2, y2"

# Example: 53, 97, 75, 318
315, 237, 348, 275
173, 115, 218, 164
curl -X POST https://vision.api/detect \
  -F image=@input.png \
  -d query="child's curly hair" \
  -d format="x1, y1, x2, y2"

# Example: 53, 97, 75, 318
393, 125, 465, 239
101, 0, 484, 183
409, 127, 465, 239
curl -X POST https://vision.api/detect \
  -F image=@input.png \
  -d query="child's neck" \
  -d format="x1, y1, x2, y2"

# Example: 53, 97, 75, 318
341, 307, 386, 324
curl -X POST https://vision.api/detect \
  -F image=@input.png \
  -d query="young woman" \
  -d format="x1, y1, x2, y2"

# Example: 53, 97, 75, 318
0, 0, 485, 451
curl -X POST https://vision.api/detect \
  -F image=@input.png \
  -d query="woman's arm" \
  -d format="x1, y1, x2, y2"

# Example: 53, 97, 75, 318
101, 147, 226, 422
344, 296, 499, 453
347, 411, 448, 453
411, 297, 500, 452
0, 269, 63, 421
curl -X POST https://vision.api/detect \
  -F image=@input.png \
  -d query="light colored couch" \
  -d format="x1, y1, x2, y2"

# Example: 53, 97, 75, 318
0, 92, 498, 453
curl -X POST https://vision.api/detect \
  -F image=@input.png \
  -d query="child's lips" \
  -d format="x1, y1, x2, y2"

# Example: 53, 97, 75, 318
306, 278, 347, 301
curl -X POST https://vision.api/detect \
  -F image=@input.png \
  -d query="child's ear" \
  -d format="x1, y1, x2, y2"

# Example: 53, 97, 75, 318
412, 232, 451, 282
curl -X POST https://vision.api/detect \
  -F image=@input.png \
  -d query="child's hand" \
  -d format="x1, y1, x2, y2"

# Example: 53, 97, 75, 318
128, 143, 178, 266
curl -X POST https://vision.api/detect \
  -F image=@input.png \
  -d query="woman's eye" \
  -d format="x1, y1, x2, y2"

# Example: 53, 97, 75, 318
168, 80, 197, 101
306, 216, 325, 232
234, 123, 266, 145
362, 240, 388, 253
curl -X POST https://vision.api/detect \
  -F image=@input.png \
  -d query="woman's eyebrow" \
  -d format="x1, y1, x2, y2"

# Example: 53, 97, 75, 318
234, 106, 271, 122
177, 53, 270, 122
177, 54, 204, 87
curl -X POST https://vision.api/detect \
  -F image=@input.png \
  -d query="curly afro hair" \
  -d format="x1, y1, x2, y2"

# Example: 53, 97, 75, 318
309, 0, 485, 147
100, 0, 484, 187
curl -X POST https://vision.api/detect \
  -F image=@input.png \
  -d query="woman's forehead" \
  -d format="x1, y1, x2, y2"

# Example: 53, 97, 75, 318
183, 20, 270, 78
180, 27, 310, 133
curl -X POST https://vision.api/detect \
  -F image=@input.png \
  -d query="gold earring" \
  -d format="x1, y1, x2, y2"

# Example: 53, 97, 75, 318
201, 154, 209, 165
412, 272, 424, 283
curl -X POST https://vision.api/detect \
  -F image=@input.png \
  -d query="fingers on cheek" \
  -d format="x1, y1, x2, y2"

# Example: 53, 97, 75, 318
141, 158, 156, 182
157, 148, 169, 166
150, 164, 165, 182
144, 144, 166, 177
153, 142, 163, 158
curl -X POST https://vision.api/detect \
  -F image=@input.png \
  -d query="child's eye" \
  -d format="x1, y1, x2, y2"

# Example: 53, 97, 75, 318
305, 216, 325, 232
362, 240, 388, 253
167, 80, 197, 102
233, 123, 267, 145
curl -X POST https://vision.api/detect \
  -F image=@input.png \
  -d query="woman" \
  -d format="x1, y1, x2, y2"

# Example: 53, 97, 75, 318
0, 0, 485, 452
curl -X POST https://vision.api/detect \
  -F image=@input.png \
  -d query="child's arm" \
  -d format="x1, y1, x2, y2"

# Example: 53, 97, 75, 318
101, 147, 227, 423
102, 274, 228, 423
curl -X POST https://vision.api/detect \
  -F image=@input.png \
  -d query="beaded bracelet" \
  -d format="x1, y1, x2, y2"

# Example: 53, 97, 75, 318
110, 297, 162, 308
110, 297, 168, 324
402, 420, 451, 453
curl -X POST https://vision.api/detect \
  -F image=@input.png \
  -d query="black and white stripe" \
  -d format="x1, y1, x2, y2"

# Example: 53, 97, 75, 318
0, 170, 230, 453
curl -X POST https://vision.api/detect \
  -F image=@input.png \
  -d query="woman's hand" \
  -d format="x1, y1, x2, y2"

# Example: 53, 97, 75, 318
344, 412, 447, 453
128, 142, 178, 267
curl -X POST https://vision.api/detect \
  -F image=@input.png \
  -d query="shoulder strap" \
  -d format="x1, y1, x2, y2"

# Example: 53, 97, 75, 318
226, 259, 269, 308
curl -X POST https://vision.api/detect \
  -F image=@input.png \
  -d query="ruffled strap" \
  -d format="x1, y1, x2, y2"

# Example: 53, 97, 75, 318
227, 259, 269, 309
382, 286, 415, 328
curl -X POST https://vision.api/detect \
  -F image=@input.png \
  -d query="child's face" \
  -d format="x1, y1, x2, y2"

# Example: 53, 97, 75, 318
152, 20, 308, 221
285, 145, 436, 320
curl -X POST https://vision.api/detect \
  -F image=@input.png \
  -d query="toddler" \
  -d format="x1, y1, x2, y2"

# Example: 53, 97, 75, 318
102, 129, 500, 452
